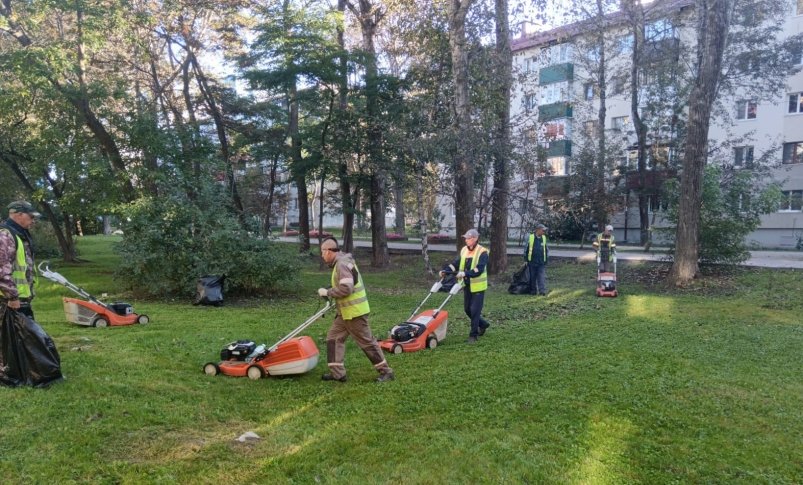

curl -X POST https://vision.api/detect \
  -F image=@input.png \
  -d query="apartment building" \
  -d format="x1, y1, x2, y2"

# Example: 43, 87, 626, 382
510, 0, 803, 248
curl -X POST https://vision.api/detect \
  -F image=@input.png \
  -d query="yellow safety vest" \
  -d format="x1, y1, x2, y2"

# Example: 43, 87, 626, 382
459, 244, 488, 293
331, 260, 370, 320
527, 233, 547, 263
0, 230, 31, 299
595, 233, 616, 261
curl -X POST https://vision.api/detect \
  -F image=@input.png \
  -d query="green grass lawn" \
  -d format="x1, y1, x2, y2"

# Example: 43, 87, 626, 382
2, 236, 801, 483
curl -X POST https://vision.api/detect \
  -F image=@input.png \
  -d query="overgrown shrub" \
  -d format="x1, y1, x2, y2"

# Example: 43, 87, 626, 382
659, 165, 782, 265
115, 191, 300, 297
31, 222, 63, 259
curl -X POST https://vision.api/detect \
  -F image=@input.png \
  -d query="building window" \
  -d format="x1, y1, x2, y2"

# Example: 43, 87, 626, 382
583, 83, 595, 100
611, 76, 628, 96
524, 93, 537, 112
735, 100, 757, 120
617, 34, 634, 54
788, 93, 803, 114
778, 190, 803, 211
540, 83, 567, 104
782, 141, 803, 164
646, 18, 674, 41
798, 0, 802, 15
547, 156, 567, 176
734, 146, 754, 167
542, 120, 567, 141
524, 56, 538, 73
583, 120, 598, 136
548, 43, 572, 64
611, 116, 630, 131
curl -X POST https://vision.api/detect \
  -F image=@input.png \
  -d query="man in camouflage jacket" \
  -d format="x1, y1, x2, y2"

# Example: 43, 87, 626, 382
1, 201, 40, 319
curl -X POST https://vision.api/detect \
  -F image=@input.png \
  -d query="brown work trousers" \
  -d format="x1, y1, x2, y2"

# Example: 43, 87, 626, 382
326, 314, 392, 380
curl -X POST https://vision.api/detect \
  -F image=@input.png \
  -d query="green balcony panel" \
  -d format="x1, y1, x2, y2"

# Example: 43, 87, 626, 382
547, 139, 572, 157
539, 63, 574, 85
538, 102, 572, 122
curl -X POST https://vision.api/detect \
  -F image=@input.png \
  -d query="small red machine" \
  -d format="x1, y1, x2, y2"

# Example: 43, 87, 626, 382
596, 252, 618, 297
38, 262, 149, 327
203, 301, 331, 380
379, 277, 463, 354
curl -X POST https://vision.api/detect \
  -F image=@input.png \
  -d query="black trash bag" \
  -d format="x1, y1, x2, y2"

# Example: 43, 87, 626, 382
194, 275, 225, 306
0, 307, 63, 388
508, 264, 531, 295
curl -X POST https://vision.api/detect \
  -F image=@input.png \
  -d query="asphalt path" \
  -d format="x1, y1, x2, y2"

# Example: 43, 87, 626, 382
277, 237, 803, 269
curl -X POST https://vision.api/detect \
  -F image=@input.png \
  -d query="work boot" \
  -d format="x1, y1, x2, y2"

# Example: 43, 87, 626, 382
466, 336, 478, 344
321, 373, 347, 382
478, 325, 489, 337
375, 372, 395, 383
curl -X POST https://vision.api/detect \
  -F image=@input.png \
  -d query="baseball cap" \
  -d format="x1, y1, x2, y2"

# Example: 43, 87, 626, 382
535, 223, 547, 231
462, 228, 480, 239
605, 224, 613, 231
8, 200, 41, 218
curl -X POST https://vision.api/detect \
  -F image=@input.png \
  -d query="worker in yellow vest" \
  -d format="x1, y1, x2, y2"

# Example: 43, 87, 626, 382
592, 225, 616, 273
523, 223, 549, 296
317, 237, 394, 383
440, 228, 490, 344
1, 201, 40, 319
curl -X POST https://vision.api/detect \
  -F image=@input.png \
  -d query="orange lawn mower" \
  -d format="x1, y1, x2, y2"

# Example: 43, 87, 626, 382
203, 300, 332, 380
379, 274, 464, 354
595, 251, 618, 298
38, 262, 150, 327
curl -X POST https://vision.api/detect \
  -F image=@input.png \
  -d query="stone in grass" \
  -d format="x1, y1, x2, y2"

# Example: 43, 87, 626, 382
236, 431, 261, 442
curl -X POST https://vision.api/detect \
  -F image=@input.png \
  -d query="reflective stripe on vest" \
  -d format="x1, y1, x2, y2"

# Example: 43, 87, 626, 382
527, 233, 547, 263
459, 244, 488, 293
331, 261, 370, 320
0, 230, 31, 299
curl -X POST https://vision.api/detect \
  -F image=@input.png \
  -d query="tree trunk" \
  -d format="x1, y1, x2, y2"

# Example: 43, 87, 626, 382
668, 0, 732, 286
489, 0, 511, 275
448, 0, 476, 252
348, 0, 389, 267
415, 161, 433, 274
594, 0, 609, 230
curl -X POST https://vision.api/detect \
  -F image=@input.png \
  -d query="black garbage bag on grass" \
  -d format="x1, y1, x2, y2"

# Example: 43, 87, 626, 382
194, 275, 225, 306
508, 264, 531, 295
0, 306, 63, 388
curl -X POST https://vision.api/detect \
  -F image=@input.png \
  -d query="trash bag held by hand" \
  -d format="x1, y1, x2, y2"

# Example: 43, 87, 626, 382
508, 264, 531, 295
0, 307, 63, 388
194, 275, 225, 306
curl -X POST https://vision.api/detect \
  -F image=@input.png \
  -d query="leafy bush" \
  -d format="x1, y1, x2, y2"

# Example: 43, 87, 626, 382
31, 222, 63, 259
659, 165, 782, 264
115, 192, 300, 297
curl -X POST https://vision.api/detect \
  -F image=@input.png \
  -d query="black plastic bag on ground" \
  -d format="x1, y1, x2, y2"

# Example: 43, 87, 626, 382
194, 275, 225, 306
508, 264, 531, 295
0, 306, 63, 388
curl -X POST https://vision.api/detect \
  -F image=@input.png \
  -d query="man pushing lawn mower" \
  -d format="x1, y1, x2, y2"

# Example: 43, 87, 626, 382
317, 237, 394, 383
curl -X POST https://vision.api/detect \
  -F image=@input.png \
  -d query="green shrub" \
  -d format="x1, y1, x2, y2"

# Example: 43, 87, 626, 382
115, 190, 300, 297
660, 165, 782, 264
30, 221, 63, 259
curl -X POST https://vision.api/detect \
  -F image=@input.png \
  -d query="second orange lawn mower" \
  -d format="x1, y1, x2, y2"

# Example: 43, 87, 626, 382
379, 274, 463, 354
202, 300, 332, 380
38, 262, 150, 327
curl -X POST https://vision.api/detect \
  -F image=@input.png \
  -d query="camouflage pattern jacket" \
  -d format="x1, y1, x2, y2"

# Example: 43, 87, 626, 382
0, 220, 35, 301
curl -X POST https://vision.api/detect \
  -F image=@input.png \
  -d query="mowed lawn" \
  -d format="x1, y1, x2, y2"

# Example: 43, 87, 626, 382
1, 236, 801, 484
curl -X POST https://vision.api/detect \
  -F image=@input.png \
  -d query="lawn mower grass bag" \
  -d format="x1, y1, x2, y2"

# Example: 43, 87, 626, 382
508, 264, 531, 295
194, 275, 225, 306
0, 307, 63, 388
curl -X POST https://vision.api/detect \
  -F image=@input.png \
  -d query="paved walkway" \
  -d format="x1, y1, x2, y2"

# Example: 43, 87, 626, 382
278, 237, 803, 269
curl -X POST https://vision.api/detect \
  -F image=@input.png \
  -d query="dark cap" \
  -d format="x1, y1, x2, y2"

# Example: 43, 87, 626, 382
8, 200, 41, 218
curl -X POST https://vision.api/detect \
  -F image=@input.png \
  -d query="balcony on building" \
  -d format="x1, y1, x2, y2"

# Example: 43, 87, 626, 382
539, 102, 573, 122
539, 63, 574, 85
